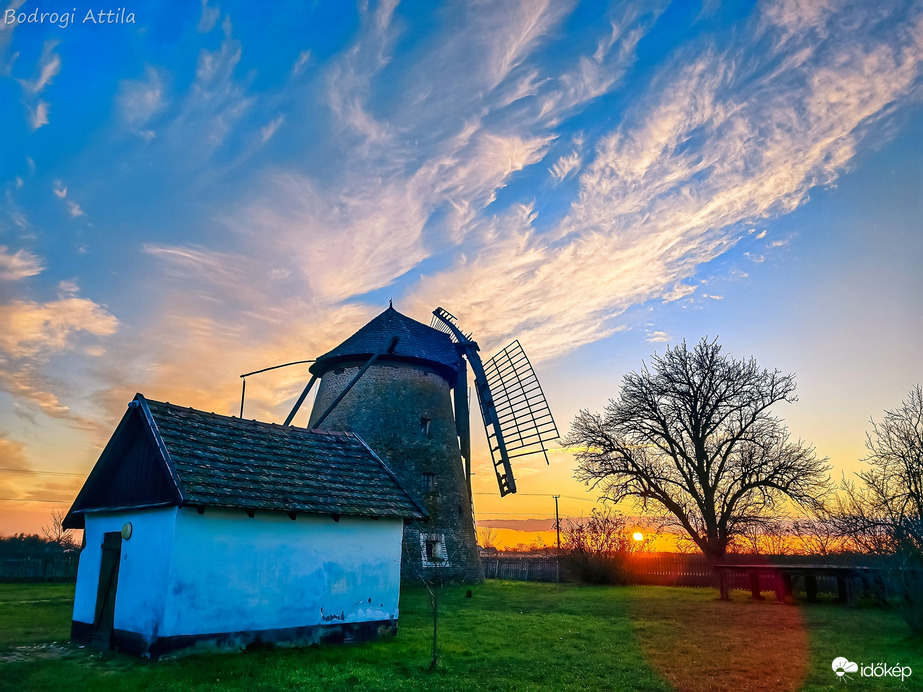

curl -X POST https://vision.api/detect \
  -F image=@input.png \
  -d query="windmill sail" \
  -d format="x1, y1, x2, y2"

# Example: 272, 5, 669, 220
432, 308, 558, 497
482, 341, 558, 463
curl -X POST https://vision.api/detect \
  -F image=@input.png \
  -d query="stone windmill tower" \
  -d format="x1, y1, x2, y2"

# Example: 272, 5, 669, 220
284, 305, 558, 583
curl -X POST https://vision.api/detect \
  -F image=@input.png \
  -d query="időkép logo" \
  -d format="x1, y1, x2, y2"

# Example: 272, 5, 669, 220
832, 657, 912, 682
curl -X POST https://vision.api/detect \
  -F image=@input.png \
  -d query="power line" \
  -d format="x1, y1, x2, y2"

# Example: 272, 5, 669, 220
474, 492, 597, 502
0, 468, 84, 477
0, 497, 70, 503
470, 512, 554, 519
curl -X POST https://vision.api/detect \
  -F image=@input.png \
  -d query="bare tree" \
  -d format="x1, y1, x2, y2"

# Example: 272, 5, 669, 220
562, 508, 636, 557
568, 338, 831, 563
561, 508, 638, 583
730, 517, 794, 555
411, 541, 464, 672
833, 386, 923, 632
41, 508, 77, 550
476, 525, 498, 553
790, 515, 846, 557
837, 385, 923, 554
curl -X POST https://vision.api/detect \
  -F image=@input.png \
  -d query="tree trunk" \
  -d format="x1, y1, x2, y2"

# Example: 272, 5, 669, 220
429, 589, 438, 671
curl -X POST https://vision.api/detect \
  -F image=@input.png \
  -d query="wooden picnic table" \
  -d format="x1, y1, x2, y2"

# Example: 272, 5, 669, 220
713, 564, 874, 607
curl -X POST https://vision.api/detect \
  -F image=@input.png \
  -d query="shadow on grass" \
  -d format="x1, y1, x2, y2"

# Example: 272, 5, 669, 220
625, 586, 923, 692
626, 587, 808, 692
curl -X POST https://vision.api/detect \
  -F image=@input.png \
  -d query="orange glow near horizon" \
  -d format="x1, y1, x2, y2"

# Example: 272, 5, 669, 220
480, 525, 684, 553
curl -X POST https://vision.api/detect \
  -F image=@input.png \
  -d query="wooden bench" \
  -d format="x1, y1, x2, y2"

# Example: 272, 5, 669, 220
714, 564, 873, 607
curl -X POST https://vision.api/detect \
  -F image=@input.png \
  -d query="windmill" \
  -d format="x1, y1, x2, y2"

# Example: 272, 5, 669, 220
282, 304, 558, 583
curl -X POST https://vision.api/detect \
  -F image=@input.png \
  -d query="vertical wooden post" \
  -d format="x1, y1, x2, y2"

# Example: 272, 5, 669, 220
774, 572, 787, 602
835, 575, 847, 603
845, 575, 858, 608
749, 571, 765, 600
805, 575, 818, 602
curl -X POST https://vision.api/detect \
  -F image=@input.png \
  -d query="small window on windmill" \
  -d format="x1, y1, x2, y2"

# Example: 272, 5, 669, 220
421, 533, 447, 565
422, 471, 436, 491
420, 416, 431, 436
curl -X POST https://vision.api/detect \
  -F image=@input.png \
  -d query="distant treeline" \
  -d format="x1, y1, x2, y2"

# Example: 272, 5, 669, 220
0, 533, 79, 559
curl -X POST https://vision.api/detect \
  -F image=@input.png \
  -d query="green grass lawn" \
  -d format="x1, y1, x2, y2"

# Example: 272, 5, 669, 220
0, 583, 75, 648
0, 582, 919, 691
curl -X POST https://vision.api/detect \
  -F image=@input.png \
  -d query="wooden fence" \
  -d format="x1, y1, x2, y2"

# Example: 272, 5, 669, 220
485, 553, 874, 594
0, 556, 79, 582
483, 557, 561, 582
1, 552, 878, 594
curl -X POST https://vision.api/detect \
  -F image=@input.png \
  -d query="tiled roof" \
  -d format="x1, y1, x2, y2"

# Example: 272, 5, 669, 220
142, 397, 425, 519
310, 306, 459, 378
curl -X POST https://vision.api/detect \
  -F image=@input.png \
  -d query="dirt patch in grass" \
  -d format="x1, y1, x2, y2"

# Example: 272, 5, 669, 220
628, 588, 808, 692
0, 643, 82, 664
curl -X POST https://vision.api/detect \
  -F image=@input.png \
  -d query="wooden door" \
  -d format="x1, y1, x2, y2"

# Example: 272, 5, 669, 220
91, 531, 122, 649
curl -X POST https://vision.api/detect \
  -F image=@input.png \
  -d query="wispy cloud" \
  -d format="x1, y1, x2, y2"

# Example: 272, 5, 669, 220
539, 3, 665, 122
647, 331, 671, 343
197, 0, 220, 33
0, 246, 43, 280
0, 435, 31, 472
401, 2, 923, 362
163, 14, 251, 159
143, 243, 255, 299
0, 434, 34, 500
292, 49, 312, 76
0, 368, 74, 421
195, 15, 240, 87
325, 0, 400, 150
27, 100, 49, 130
549, 150, 580, 183
0, 0, 26, 75
17, 40, 60, 130
260, 115, 284, 144
0, 296, 118, 358
0, 286, 119, 431
18, 40, 60, 93
117, 65, 166, 134
51, 181, 85, 217
662, 284, 697, 302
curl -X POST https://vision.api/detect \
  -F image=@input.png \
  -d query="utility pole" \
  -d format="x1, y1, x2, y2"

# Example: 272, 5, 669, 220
553, 495, 561, 551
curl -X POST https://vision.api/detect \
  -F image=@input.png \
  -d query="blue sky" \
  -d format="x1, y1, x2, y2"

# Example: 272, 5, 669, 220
1, 0, 921, 532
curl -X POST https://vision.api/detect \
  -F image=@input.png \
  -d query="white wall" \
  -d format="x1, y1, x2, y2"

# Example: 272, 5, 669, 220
160, 508, 404, 637
72, 507, 178, 640
72, 506, 405, 645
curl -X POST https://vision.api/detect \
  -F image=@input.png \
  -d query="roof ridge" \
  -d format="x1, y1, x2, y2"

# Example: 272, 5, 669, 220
144, 398, 356, 436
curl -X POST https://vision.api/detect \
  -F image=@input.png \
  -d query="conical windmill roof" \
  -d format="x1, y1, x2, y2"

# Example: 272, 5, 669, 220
310, 306, 460, 381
